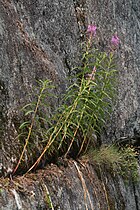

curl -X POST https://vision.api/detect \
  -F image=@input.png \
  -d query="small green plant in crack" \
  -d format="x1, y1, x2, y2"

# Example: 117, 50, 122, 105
119, 146, 139, 182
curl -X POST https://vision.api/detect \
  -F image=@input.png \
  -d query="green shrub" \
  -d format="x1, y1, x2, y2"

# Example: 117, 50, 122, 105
13, 25, 123, 174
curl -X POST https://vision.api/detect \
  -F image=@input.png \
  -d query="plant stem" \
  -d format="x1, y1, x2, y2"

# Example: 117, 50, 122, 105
12, 85, 45, 175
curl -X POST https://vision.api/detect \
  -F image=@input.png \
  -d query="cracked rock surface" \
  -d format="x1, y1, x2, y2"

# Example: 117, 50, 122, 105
0, 160, 140, 210
0, 0, 140, 209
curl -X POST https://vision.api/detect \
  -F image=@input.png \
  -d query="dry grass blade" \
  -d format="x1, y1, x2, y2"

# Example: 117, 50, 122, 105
102, 180, 110, 210
98, 165, 111, 210
42, 183, 54, 210
74, 161, 94, 210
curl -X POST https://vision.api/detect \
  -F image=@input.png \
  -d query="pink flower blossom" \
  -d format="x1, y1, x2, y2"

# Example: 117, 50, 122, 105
87, 25, 97, 36
111, 35, 120, 46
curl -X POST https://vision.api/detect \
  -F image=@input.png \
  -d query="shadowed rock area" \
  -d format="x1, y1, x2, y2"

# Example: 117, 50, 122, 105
0, 0, 140, 209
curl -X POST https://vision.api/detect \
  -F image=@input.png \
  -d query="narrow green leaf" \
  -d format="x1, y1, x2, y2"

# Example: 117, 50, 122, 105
25, 110, 34, 116
21, 103, 33, 110
19, 121, 30, 129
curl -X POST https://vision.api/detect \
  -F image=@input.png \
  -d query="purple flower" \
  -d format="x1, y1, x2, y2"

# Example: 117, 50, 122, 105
111, 35, 120, 46
87, 25, 97, 36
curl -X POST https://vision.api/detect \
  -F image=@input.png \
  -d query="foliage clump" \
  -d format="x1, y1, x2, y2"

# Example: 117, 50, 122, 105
12, 24, 139, 180
82, 145, 139, 182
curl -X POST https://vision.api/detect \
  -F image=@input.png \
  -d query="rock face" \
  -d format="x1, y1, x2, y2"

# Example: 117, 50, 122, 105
1, 0, 140, 175
0, 0, 140, 209
88, 0, 140, 143
0, 0, 80, 175
0, 161, 140, 210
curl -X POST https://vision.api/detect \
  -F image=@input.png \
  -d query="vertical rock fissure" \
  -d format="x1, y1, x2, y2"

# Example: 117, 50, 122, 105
132, 182, 139, 210
73, 0, 87, 38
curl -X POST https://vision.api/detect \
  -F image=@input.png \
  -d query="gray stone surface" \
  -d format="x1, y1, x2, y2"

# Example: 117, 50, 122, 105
1, 0, 140, 175
0, 161, 140, 210
77, 0, 140, 143
0, 0, 140, 209
0, 0, 80, 175
86, 0, 140, 143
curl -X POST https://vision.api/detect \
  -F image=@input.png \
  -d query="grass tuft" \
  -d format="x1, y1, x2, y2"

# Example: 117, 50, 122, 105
82, 145, 139, 182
